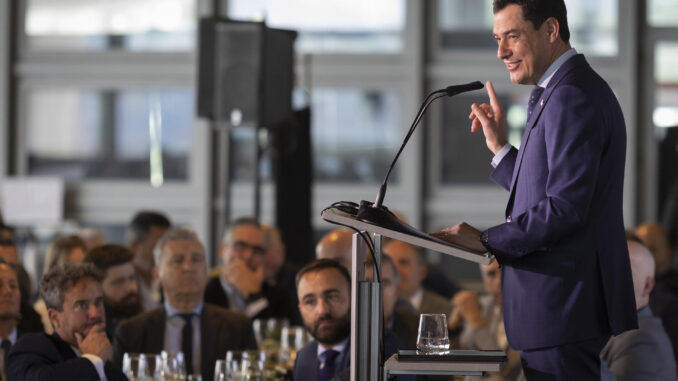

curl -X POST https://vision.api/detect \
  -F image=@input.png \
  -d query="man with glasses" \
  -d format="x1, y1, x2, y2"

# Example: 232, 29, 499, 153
204, 217, 296, 322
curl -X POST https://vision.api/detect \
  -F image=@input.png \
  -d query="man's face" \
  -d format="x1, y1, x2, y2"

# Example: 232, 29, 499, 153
0, 246, 19, 267
158, 239, 207, 299
481, 261, 502, 304
102, 262, 141, 318
384, 241, 425, 298
366, 262, 397, 323
49, 278, 105, 347
493, 4, 553, 85
0, 264, 20, 320
297, 268, 351, 347
221, 225, 267, 272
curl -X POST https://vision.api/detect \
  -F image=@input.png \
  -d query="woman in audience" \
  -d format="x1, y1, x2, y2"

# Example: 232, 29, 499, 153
34, 235, 87, 333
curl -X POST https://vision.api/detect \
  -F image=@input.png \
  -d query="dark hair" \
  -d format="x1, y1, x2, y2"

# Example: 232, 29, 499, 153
493, 0, 570, 43
40, 262, 103, 311
126, 211, 171, 244
85, 244, 135, 275
295, 258, 351, 289
222, 217, 264, 245
44, 235, 87, 273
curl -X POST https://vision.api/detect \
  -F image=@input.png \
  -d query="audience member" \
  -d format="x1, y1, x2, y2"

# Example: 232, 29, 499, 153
77, 227, 106, 251
366, 255, 419, 348
636, 222, 678, 295
316, 229, 353, 272
8, 263, 126, 380
450, 261, 522, 381
85, 244, 142, 340
383, 240, 452, 316
294, 259, 408, 381
262, 223, 299, 291
204, 218, 296, 322
35, 235, 87, 334
631, 225, 678, 365
126, 211, 171, 312
114, 228, 256, 381
42, 235, 87, 274
600, 238, 677, 381
0, 258, 25, 371
0, 239, 43, 336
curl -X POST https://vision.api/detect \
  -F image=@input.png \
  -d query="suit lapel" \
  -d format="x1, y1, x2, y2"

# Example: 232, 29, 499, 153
146, 309, 167, 354
200, 306, 214, 379
505, 55, 588, 216
50, 333, 78, 361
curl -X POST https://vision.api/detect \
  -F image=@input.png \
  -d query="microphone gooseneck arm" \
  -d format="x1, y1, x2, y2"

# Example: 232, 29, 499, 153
373, 81, 484, 209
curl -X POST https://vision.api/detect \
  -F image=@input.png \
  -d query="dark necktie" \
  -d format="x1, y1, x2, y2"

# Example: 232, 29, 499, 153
527, 86, 545, 120
318, 349, 340, 381
1, 339, 11, 372
179, 314, 195, 375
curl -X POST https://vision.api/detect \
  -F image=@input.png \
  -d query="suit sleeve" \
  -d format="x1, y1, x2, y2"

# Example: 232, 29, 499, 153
490, 146, 518, 191
7, 335, 102, 381
485, 84, 605, 261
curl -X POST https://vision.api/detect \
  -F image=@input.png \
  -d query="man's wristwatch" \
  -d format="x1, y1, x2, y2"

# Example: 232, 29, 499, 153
479, 230, 490, 249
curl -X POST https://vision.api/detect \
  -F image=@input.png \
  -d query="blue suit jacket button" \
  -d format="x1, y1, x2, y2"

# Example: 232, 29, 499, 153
506, 216, 512, 223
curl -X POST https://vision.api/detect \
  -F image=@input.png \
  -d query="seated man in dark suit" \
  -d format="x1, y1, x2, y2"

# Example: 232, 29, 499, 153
84, 244, 142, 340
204, 217, 296, 322
294, 259, 409, 381
8, 262, 126, 380
114, 228, 256, 381
600, 237, 677, 381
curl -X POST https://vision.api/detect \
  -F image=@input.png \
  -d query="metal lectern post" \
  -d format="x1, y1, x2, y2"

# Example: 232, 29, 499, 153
350, 232, 383, 381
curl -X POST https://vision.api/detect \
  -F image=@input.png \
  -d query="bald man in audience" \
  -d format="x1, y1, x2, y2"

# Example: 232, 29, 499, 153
383, 240, 451, 317
600, 236, 677, 381
316, 229, 353, 272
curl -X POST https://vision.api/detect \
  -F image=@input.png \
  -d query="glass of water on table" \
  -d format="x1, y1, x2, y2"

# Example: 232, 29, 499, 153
416, 313, 450, 354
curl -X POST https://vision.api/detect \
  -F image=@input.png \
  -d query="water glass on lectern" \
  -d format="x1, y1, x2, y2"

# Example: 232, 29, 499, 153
416, 313, 450, 354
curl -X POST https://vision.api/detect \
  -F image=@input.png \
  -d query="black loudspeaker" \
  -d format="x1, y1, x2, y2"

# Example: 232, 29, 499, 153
198, 18, 297, 126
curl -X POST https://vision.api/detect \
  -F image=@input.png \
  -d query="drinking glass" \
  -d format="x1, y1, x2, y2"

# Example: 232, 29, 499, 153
416, 313, 450, 354
214, 359, 229, 381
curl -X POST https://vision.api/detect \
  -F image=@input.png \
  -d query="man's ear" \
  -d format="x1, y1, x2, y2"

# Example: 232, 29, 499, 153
544, 17, 560, 43
47, 308, 61, 331
644, 276, 656, 298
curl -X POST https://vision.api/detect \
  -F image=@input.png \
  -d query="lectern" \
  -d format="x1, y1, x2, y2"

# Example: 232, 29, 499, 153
321, 208, 495, 381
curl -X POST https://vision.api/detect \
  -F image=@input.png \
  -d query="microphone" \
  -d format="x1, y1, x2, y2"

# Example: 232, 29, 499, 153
371, 81, 484, 209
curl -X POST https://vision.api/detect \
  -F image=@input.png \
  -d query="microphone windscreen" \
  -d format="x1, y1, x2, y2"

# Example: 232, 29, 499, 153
445, 81, 484, 96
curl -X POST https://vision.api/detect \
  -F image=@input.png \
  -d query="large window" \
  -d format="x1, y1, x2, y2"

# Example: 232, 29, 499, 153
227, 0, 406, 53
24, 0, 196, 52
24, 88, 193, 182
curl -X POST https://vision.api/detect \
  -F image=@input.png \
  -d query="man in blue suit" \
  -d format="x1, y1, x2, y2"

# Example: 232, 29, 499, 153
293, 259, 409, 381
434, 0, 638, 379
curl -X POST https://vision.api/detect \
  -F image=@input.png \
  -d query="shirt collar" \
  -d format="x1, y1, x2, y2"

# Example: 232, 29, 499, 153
537, 48, 577, 88
164, 300, 204, 317
317, 337, 349, 358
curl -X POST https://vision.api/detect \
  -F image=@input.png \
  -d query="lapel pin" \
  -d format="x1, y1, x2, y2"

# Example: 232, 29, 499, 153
540, 99, 544, 107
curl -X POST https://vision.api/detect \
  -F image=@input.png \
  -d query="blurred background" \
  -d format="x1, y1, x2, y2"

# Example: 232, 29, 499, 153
0, 0, 677, 288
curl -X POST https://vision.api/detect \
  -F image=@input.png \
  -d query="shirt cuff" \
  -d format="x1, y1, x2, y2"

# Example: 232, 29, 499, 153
491, 144, 513, 168
81, 353, 107, 381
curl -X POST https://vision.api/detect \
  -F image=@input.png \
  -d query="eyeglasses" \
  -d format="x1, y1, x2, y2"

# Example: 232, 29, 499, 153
232, 241, 266, 256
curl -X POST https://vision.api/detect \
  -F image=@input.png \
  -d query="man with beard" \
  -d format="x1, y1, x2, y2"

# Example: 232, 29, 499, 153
113, 228, 256, 381
85, 244, 142, 340
7, 263, 126, 380
293, 259, 406, 381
